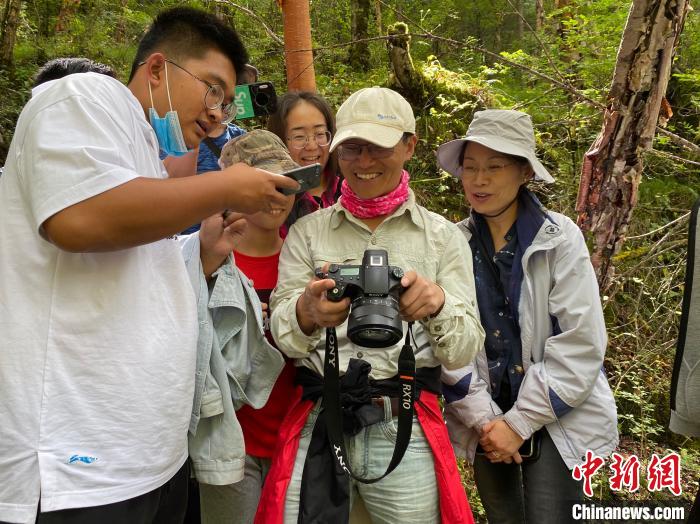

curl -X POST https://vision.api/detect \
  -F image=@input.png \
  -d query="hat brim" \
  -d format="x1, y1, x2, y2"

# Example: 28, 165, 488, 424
436, 136, 554, 184
329, 124, 404, 152
253, 157, 299, 175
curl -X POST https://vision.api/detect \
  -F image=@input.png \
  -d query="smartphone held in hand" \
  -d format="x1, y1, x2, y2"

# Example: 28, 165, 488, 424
279, 163, 322, 195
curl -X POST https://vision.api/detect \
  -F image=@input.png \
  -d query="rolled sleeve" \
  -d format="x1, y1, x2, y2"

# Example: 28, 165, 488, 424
270, 223, 322, 358
423, 227, 484, 369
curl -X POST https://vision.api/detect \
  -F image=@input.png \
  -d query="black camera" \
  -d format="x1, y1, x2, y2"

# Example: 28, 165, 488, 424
315, 250, 404, 348
233, 81, 277, 119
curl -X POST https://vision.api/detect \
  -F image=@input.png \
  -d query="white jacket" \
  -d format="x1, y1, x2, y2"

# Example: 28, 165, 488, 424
443, 209, 618, 469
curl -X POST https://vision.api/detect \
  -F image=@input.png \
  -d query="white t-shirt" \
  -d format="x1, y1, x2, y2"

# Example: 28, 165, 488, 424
0, 73, 198, 523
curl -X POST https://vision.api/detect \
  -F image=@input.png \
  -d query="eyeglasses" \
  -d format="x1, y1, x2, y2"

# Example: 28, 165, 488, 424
337, 142, 395, 161
164, 60, 236, 124
459, 161, 514, 177
287, 130, 332, 150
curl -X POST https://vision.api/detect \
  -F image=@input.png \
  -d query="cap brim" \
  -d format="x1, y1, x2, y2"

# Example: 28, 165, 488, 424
254, 157, 299, 175
436, 136, 554, 184
329, 124, 404, 152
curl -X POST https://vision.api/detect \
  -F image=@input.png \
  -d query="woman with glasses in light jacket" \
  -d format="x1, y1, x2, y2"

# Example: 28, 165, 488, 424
438, 109, 618, 524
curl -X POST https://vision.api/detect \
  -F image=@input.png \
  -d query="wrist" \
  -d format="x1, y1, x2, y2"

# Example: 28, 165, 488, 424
296, 293, 318, 335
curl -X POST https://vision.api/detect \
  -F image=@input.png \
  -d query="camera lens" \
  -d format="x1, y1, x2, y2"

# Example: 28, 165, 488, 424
347, 296, 403, 348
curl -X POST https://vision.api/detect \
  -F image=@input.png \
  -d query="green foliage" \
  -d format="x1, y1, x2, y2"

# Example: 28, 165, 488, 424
1, 0, 700, 505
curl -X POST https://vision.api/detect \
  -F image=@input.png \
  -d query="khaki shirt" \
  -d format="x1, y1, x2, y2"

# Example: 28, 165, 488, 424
270, 190, 484, 379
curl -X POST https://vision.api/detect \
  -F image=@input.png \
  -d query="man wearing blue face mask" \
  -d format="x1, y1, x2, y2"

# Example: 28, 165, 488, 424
0, 7, 299, 524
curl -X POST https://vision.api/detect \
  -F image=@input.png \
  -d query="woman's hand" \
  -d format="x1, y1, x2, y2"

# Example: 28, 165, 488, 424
479, 419, 525, 464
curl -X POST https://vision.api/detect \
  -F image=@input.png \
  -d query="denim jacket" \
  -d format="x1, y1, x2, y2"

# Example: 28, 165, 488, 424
180, 235, 284, 485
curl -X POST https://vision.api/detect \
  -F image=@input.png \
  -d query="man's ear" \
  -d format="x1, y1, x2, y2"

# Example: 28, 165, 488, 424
402, 134, 419, 161
144, 53, 167, 87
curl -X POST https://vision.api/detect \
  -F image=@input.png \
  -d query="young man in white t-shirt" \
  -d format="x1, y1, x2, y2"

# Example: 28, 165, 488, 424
0, 7, 298, 524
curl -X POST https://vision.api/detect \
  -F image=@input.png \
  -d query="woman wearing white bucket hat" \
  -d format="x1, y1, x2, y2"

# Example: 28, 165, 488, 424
438, 110, 618, 523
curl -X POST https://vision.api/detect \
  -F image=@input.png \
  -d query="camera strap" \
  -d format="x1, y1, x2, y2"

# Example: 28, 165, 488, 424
322, 323, 416, 484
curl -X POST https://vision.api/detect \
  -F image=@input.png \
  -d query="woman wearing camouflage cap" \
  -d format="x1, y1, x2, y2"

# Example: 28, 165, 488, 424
439, 109, 618, 523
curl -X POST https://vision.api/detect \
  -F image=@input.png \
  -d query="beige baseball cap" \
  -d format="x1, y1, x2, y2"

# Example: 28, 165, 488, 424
436, 109, 554, 183
329, 87, 416, 151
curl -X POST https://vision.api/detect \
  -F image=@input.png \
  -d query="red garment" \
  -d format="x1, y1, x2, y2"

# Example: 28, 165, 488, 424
254, 390, 474, 524
234, 250, 301, 458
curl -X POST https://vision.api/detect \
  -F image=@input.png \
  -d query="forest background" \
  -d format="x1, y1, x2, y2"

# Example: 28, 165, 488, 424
1, 0, 699, 518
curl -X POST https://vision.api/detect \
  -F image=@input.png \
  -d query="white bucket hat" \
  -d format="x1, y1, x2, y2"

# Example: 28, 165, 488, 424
329, 87, 416, 151
436, 109, 554, 183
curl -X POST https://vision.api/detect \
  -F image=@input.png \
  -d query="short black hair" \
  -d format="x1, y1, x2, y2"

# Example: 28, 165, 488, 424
128, 7, 248, 83
33, 57, 116, 88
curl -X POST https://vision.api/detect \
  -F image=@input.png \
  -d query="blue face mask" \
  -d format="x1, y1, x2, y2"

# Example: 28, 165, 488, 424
148, 62, 191, 157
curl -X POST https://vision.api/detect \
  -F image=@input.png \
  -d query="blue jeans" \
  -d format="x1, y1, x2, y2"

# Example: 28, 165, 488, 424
473, 429, 583, 524
283, 398, 440, 524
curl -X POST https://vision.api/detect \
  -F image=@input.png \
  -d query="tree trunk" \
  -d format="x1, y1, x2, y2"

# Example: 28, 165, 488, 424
516, 0, 524, 41
279, 0, 316, 92
0, 0, 21, 68
113, 0, 129, 43
386, 22, 426, 108
55, 0, 79, 33
348, 0, 370, 70
535, 0, 544, 31
576, 0, 691, 291
374, 0, 382, 35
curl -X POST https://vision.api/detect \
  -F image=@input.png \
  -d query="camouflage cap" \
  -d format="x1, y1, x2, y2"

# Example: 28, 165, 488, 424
219, 129, 298, 174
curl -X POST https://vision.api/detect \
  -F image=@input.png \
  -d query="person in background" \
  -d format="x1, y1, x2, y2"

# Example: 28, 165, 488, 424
438, 109, 618, 524
670, 197, 700, 522
0, 7, 297, 523
267, 91, 340, 235
195, 130, 299, 524
32, 57, 116, 87
256, 87, 484, 524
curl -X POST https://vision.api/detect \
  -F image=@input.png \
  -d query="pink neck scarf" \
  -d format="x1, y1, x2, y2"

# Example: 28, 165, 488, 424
340, 170, 410, 219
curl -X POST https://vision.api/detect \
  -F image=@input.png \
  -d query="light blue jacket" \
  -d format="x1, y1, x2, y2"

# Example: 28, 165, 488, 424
180, 235, 284, 485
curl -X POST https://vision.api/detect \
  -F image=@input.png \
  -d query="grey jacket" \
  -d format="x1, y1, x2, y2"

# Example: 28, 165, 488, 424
443, 211, 618, 469
181, 235, 284, 485
670, 198, 700, 437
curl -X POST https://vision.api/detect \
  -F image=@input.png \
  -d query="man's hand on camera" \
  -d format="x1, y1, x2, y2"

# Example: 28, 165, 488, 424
296, 267, 351, 335
399, 271, 445, 321
221, 162, 299, 214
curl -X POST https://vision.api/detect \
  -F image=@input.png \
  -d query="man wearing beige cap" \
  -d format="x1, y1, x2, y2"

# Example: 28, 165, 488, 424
255, 87, 484, 524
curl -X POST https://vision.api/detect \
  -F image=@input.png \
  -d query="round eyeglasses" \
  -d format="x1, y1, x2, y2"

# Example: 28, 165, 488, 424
286, 130, 332, 150
164, 59, 236, 124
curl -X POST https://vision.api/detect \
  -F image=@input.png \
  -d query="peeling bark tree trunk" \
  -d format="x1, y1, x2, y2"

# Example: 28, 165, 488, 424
348, 0, 370, 70
0, 0, 21, 68
576, 0, 691, 291
279, 0, 316, 92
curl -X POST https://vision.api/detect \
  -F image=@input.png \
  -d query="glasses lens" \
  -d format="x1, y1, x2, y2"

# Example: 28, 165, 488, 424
205, 85, 225, 110
316, 131, 331, 147
338, 144, 360, 160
